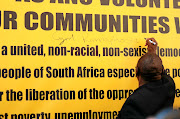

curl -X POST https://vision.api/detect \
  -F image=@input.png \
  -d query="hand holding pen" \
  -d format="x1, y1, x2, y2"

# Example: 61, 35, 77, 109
145, 38, 158, 54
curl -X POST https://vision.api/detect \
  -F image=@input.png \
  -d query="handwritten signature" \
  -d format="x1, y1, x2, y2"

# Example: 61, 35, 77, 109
52, 33, 74, 45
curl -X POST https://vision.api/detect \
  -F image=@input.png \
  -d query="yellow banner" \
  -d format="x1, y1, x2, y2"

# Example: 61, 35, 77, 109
0, 0, 180, 118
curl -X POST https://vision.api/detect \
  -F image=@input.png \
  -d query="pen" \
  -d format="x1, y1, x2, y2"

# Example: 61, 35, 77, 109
144, 38, 156, 45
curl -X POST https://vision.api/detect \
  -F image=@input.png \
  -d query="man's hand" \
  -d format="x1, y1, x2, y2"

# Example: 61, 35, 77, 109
145, 38, 157, 54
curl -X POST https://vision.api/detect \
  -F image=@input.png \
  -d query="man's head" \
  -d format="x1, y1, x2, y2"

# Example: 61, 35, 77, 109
136, 53, 163, 82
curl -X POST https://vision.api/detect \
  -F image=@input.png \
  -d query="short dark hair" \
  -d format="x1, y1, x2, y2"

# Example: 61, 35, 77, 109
137, 53, 163, 81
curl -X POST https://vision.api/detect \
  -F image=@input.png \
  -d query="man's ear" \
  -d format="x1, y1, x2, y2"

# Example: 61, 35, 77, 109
161, 65, 166, 75
136, 66, 139, 77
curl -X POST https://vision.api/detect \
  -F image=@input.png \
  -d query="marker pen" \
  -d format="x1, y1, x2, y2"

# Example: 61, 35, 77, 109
144, 38, 156, 45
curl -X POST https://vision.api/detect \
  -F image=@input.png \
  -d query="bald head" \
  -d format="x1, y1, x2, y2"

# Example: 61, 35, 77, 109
137, 53, 163, 81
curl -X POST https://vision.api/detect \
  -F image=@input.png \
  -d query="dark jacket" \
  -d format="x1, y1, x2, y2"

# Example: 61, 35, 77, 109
117, 74, 175, 119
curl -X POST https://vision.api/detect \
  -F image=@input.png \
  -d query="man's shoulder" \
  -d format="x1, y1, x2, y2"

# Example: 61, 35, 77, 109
130, 78, 174, 102
134, 75, 175, 98
118, 75, 176, 119
124, 77, 175, 112
161, 74, 175, 89
118, 96, 145, 119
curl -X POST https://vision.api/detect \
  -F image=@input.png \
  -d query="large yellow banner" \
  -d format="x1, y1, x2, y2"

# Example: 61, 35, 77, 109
0, 0, 180, 118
